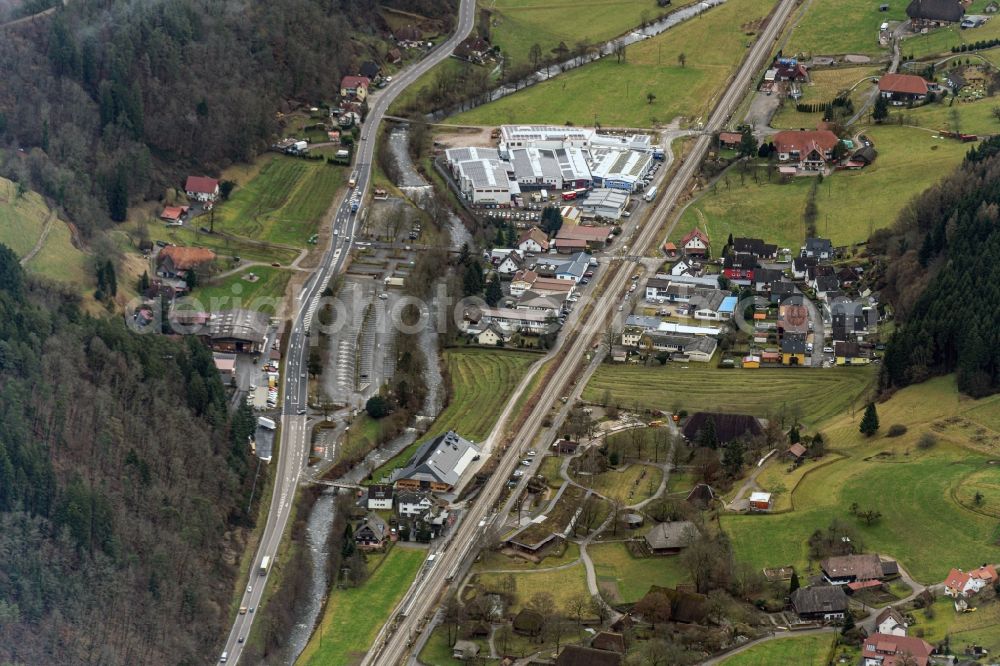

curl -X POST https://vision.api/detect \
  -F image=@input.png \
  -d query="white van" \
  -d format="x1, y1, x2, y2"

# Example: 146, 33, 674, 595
220, 652, 228, 663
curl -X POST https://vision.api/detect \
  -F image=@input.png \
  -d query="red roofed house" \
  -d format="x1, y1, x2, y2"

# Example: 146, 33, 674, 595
718, 131, 742, 148
156, 245, 217, 280
943, 564, 998, 597
773, 130, 840, 171
185, 176, 220, 206
773, 59, 809, 82
681, 228, 710, 257
340, 76, 371, 101
664, 241, 678, 258
862, 633, 933, 666
518, 227, 550, 253
878, 73, 929, 105
160, 205, 189, 223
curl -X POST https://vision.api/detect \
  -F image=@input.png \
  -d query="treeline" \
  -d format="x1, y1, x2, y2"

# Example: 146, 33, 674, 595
0, 243, 260, 663
0, 0, 453, 235
951, 39, 1000, 53
876, 136, 1000, 398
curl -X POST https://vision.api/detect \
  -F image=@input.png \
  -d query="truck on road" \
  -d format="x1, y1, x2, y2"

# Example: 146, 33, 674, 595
348, 172, 358, 188
258, 417, 276, 430
259, 556, 270, 575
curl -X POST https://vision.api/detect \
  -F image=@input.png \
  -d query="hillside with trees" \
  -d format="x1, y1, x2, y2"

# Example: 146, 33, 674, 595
874, 136, 1000, 398
0, 0, 455, 236
0, 243, 261, 664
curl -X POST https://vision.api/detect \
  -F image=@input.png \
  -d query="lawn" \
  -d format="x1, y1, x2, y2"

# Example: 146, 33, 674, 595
538, 455, 566, 489
785, 0, 906, 56
192, 265, 291, 314
584, 363, 875, 427
418, 625, 485, 666
147, 224, 300, 265
369, 348, 538, 482
667, 470, 698, 494
475, 562, 590, 612
451, 0, 776, 128
589, 542, 689, 603
898, 94, 1000, 137
211, 154, 346, 247
770, 66, 880, 129
298, 545, 426, 666
472, 542, 580, 572
0, 176, 89, 286
722, 376, 1000, 583
754, 454, 846, 512
486, 0, 698, 65
574, 463, 663, 504
719, 633, 834, 666
676, 124, 970, 247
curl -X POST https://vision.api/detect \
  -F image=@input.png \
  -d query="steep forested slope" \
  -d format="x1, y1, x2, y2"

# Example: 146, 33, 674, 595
876, 136, 1000, 398
0, 0, 455, 236
0, 243, 260, 664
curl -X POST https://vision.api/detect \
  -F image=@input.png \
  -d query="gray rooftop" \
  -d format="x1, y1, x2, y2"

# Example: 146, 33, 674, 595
396, 431, 481, 488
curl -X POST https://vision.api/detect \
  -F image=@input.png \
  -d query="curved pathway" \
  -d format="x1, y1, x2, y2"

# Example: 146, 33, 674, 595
19, 210, 55, 266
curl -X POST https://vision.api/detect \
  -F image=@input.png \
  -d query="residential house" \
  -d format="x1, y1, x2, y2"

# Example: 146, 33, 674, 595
754, 267, 784, 292
781, 334, 807, 365
682, 412, 764, 444
878, 73, 930, 104
862, 633, 934, 666
354, 513, 389, 550
732, 237, 778, 259
554, 646, 622, 666
772, 57, 809, 82
851, 145, 878, 167
773, 130, 840, 170
509, 269, 537, 297
770, 280, 796, 304
670, 257, 695, 276
814, 275, 841, 300
160, 205, 189, 224
644, 521, 697, 554
906, 0, 964, 28
749, 492, 773, 511
801, 237, 834, 260
396, 491, 434, 517
591, 632, 626, 654
787, 443, 807, 462
791, 585, 848, 621
393, 431, 481, 492
518, 227, 550, 253
421, 504, 451, 539
477, 323, 508, 346
393, 25, 423, 44
536, 252, 590, 283
359, 61, 380, 80
184, 176, 220, 206
837, 267, 859, 290
835, 341, 870, 365
496, 250, 525, 277
552, 438, 579, 455
454, 36, 491, 63
681, 228, 710, 257
723, 254, 758, 283
822, 554, 896, 584
831, 302, 871, 342
792, 256, 818, 279
156, 245, 217, 280
718, 131, 743, 148
366, 484, 393, 510
875, 607, 908, 637
943, 564, 999, 597
339, 75, 370, 101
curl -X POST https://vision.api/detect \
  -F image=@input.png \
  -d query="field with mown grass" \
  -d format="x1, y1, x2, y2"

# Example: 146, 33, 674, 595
474, 563, 590, 613
722, 376, 1000, 583
369, 348, 539, 482
145, 223, 300, 265
676, 124, 970, 248
573, 463, 663, 503
298, 545, 426, 666
896, 95, 1000, 137
472, 542, 580, 573
590, 542, 689, 603
0, 176, 89, 285
193, 265, 291, 313
719, 633, 834, 665
769, 66, 880, 129
451, 0, 775, 128
486, 0, 698, 65
212, 154, 346, 247
785, 0, 906, 56
584, 363, 875, 427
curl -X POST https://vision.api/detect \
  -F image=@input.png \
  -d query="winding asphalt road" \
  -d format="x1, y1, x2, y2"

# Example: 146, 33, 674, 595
218, 0, 478, 662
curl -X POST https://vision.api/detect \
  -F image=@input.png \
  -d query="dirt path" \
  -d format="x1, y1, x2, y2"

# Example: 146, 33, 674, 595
725, 451, 776, 511
19, 210, 56, 266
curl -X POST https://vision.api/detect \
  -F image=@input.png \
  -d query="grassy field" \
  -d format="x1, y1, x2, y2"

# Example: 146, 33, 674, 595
0, 176, 89, 285
720, 633, 834, 666
146, 224, 300, 265
898, 95, 1000, 137
418, 625, 484, 666
667, 470, 698, 494
574, 463, 663, 503
722, 376, 1000, 583
904, 1, 1000, 58
452, 0, 775, 128
193, 265, 291, 313
584, 363, 875, 427
754, 454, 846, 512
212, 155, 345, 247
770, 66, 880, 129
298, 545, 426, 666
677, 124, 970, 247
486, 0, 697, 65
472, 542, 580, 572
785, 0, 906, 56
369, 348, 538, 482
590, 542, 689, 603
538, 455, 566, 489
475, 562, 590, 612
